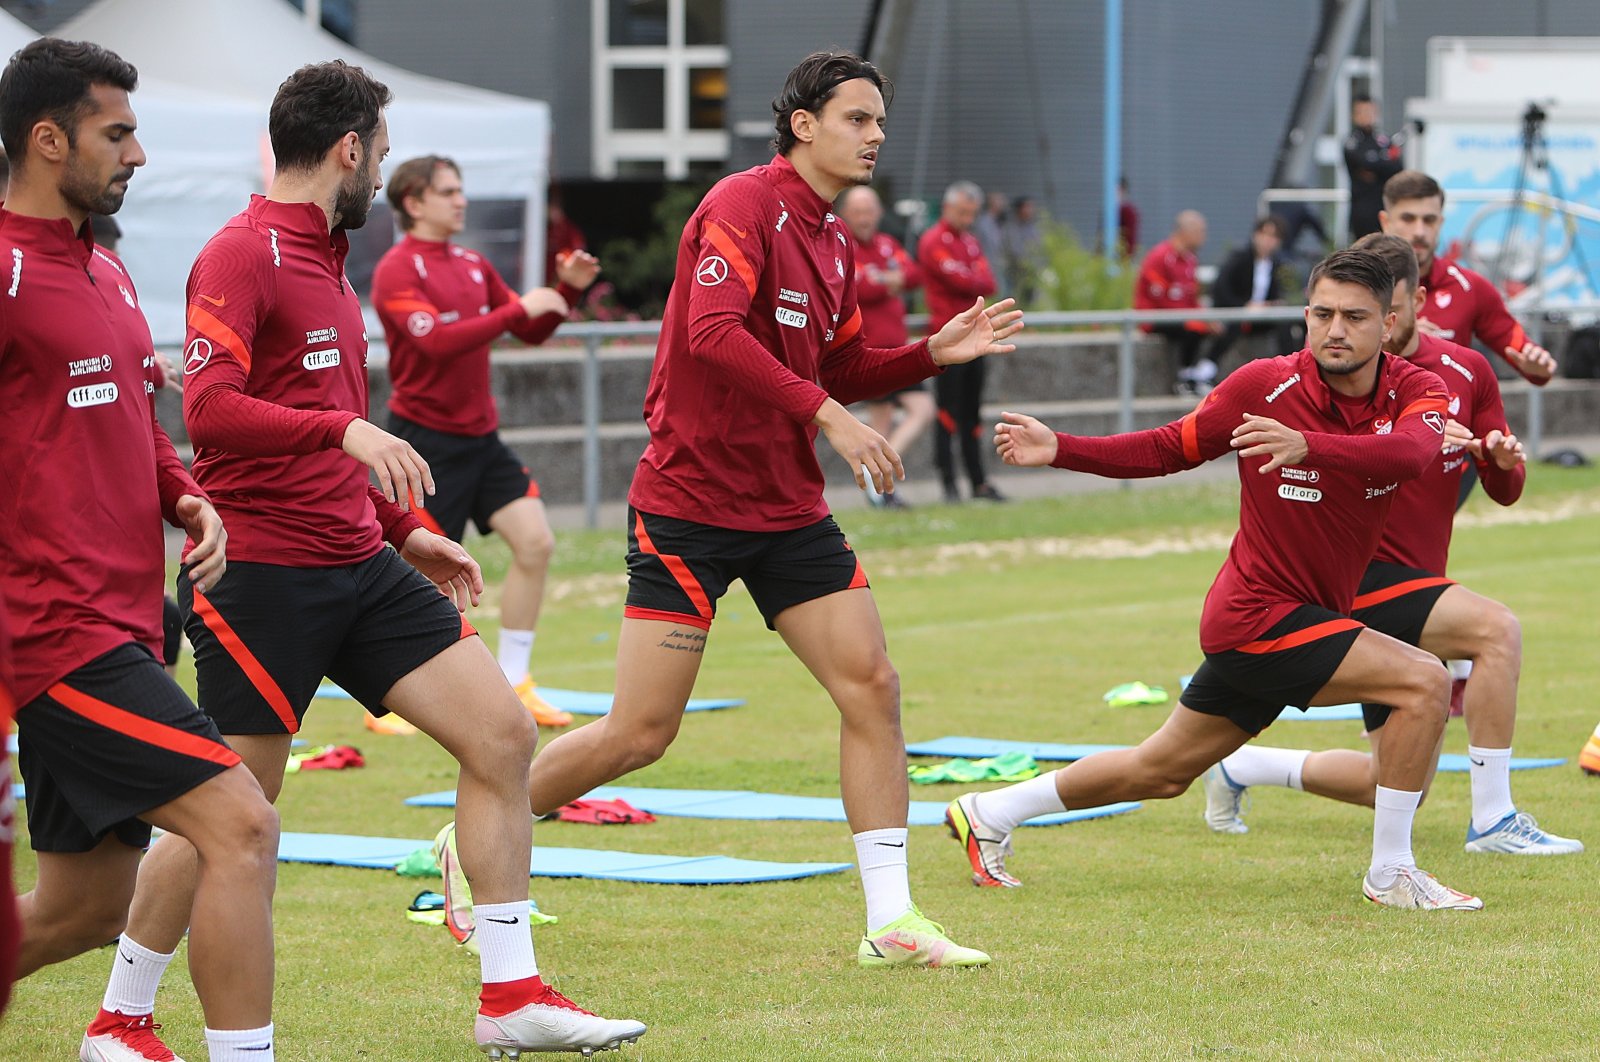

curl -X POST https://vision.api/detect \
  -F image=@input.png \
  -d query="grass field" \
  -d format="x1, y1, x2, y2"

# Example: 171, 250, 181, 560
5, 464, 1599, 1061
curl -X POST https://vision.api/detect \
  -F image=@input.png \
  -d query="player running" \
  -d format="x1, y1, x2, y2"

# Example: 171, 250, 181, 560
1, 39, 280, 1060
1201, 235, 1582, 855
87, 61, 644, 1058
372, 154, 598, 730
948, 248, 1486, 911
500, 51, 1020, 968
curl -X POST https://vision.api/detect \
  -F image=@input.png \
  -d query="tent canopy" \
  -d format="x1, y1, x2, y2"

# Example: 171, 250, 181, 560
40, 0, 550, 343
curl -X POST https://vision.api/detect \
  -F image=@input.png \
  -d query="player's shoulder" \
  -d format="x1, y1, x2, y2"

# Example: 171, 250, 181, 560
700, 167, 782, 218
1424, 335, 1495, 385
1224, 351, 1306, 397
197, 217, 277, 273
1384, 350, 1448, 395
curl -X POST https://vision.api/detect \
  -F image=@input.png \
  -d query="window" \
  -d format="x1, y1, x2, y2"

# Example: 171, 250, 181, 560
592, 0, 730, 179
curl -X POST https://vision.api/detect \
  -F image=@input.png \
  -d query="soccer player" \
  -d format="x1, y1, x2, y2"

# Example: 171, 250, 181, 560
1201, 235, 1582, 855
921, 179, 1004, 502
0, 39, 281, 1059
91, 61, 644, 1058
520, 50, 1022, 967
371, 154, 598, 730
947, 248, 1486, 910
1379, 170, 1555, 385
840, 184, 928, 508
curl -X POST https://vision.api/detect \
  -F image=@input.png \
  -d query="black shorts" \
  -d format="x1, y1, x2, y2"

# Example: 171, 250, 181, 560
1351, 561, 1455, 731
16, 643, 239, 853
624, 508, 868, 631
162, 595, 183, 667
1181, 605, 1365, 735
389, 413, 539, 541
179, 549, 474, 735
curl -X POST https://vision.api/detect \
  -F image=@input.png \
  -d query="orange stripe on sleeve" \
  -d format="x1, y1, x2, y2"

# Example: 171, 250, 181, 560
186, 303, 254, 374
828, 307, 863, 351
633, 513, 715, 622
1180, 410, 1202, 464
703, 220, 758, 297
380, 297, 439, 316
191, 589, 300, 733
1397, 395, 1447, 422
48, 683, 241, 768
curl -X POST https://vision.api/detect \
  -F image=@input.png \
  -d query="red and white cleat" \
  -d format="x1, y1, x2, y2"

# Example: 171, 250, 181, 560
474, 984, 646, 1058
80, 1009, 182, 1062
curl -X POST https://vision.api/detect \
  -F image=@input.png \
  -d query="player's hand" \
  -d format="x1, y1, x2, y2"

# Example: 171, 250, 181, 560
928, 297, 1024, 366
519, 286, 570, 319
1231, 413, 1308, 473
1476, 428, 1526, 470
176, 494, 227, 593
993, 412, 1058, 467
400, 528, 483, 612
1504, 341, 1556, 382
1415, 315, 1445, 336
342, 419, 434, 508
814, 398, 902, 494
1442, 417, 1476, 453
554, 249, 601, 291
153, 352, 183, 392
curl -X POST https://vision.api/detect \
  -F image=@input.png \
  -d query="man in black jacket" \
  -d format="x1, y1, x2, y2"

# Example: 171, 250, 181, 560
1202, 215, 1291, 373
1344, 95, 1403, 241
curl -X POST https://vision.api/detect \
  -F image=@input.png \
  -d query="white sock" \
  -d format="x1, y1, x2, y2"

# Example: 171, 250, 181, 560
853, 828, 912, 933
1448, 659, 1473, 681
497, 628, 536, 685
473, 900, 538, 984
102, 936, 173, 1016
1369, 785, 1422, 887
972, 771, 1067, 835
1218, 747, 1308, 790
1467, 746, 1515, 833
205, 1024, 274, 1061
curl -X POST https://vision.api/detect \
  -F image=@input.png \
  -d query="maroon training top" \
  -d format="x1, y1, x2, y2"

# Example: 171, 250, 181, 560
1373, 333, 1523, 576
853, 230, 920, 347
1422, 257, 1542, 385
629, 156, 940, 531
372, 234, 578, 436
917, 219, 996, 333
1049, 349, 1449, 652
182, 197, 421, 567
0, 208, 204, 703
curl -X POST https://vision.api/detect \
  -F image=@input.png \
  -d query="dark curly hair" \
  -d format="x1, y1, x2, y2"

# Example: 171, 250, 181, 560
269, 60, 392, 173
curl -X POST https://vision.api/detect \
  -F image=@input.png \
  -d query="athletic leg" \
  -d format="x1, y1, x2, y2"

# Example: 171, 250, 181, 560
932, 371, 960, 498
954, 360, 992, 491
884, 389, 935, 456
15, 840, 143, 976
487, 496, 555, 690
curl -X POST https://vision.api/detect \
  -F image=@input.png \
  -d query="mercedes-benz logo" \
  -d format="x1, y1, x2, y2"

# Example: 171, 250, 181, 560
183, 337, 213, 376
696, 255, 728, 287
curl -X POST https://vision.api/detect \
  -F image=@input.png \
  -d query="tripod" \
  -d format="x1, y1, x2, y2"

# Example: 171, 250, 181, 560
1491, 102, 1597, 298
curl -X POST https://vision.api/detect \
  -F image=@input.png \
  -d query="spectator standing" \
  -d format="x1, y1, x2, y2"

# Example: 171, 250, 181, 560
920, 180, 1003, 502
1002, 195, 1043, 300
973, 189, 1008, 272
1135, 210, 1221, 395
1344, 94, 1403, 242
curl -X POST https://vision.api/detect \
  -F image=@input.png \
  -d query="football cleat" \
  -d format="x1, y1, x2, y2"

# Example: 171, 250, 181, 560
945, 794, 1021, 887
474, 985, 646, 1058
857, 905, 990, 969
81, 1009, 182, 1062
1362, 867, 1483, 911
434, 821, 480, 953
1464, 810, 1584, 855
515, 679, 573, 728
1200, 763, 1249, 834
1580, 724, 1600, 776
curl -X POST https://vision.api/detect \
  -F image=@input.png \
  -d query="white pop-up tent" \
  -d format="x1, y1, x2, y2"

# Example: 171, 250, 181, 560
56, 0, 551, 343
1, 9, 33, 58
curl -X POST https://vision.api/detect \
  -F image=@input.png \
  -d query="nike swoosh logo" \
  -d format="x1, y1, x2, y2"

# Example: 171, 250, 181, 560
874, 841, 906, 848
239, 1045, 273, 1052
1470, 758, 1485, 767
120, 951, 135, 964
198, 293, 226, 308
718, 220, 748, 239
485, 916, 520, 925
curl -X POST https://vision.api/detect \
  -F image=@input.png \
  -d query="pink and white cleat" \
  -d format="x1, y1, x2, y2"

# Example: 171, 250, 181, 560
474, 984, 646, 1058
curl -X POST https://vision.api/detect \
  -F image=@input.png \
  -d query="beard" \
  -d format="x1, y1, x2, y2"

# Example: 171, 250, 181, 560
333, 158, 377, 231
1385, 318, 1416, 355
60, 154, 131, 217
1315, 345, 1379, 376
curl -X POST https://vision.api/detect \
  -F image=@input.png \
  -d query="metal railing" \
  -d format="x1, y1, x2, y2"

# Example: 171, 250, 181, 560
551, 300, 1588, 527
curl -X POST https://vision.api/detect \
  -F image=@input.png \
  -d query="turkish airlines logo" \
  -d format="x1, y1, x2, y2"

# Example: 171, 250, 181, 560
183, 337, 214, 376
696, 255, 728, 286
407, 311, 435, 337
1422, 410, 1445, 434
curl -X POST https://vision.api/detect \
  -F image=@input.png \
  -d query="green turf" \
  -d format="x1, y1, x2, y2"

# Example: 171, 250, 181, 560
6, 465, 1599, 1060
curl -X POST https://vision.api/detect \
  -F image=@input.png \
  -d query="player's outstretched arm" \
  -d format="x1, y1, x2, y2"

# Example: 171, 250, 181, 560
993, 412, 1059, 467
342, 419, 435, 508
175, 495, 227, 594
399, 527, 484, 612
929, 297, 1024, 366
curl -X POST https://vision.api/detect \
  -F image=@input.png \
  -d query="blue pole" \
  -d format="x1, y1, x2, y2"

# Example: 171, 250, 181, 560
1103, 0, 1122, 258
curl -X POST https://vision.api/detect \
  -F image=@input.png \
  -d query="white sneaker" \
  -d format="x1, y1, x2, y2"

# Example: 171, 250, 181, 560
474, 985, 646, 1058
1200, 764, 1249, 834
1362, 866, 1483, 911
81, 1009, 183, 1061
1464, 810, 1584, 855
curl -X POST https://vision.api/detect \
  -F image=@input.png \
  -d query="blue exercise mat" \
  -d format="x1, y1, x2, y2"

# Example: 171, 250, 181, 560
404, 784, 1141, 828
906, 737, 1128, 762
11, 784, 21, 801
276, 832, 849, 884
1436, 754, 1565, 773
1281, 704, 1366, 722
313, 682, 742, 715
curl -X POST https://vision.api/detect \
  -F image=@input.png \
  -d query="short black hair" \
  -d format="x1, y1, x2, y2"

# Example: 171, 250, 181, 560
1352, 93, 1374, 106
1351, 232, 1419, 293
268, 60, 392, 174
0, 38, 138, 168
1308, 248, 1395, 310
770, 50, 891, 156
387, 154, 458, 230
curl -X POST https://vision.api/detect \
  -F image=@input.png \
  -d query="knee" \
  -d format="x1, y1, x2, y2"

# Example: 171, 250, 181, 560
1473, 603, 1522, 666
1400, 656, 1451, 718
1131, 748, 1200, 799
470, 702, 538, 777
508, 523, 555, 570
844, 658, 901, 724
615, 720, 678, 771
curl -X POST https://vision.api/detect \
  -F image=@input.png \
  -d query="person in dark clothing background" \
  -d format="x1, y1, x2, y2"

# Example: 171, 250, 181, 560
1203, 215, 1295, 370
1343, 94, 1403, 242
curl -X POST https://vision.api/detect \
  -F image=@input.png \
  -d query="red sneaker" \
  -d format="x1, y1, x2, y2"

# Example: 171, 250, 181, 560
81, 1009, 182, 1061
475, 984, 646, 1057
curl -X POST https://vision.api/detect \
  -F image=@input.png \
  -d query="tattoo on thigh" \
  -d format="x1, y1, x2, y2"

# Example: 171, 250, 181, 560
657, 628, 708, 654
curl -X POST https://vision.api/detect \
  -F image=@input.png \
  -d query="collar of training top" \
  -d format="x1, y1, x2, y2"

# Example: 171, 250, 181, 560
244, 194, 351, 263
766, 154, 838, 235
0, 205, 97, 264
